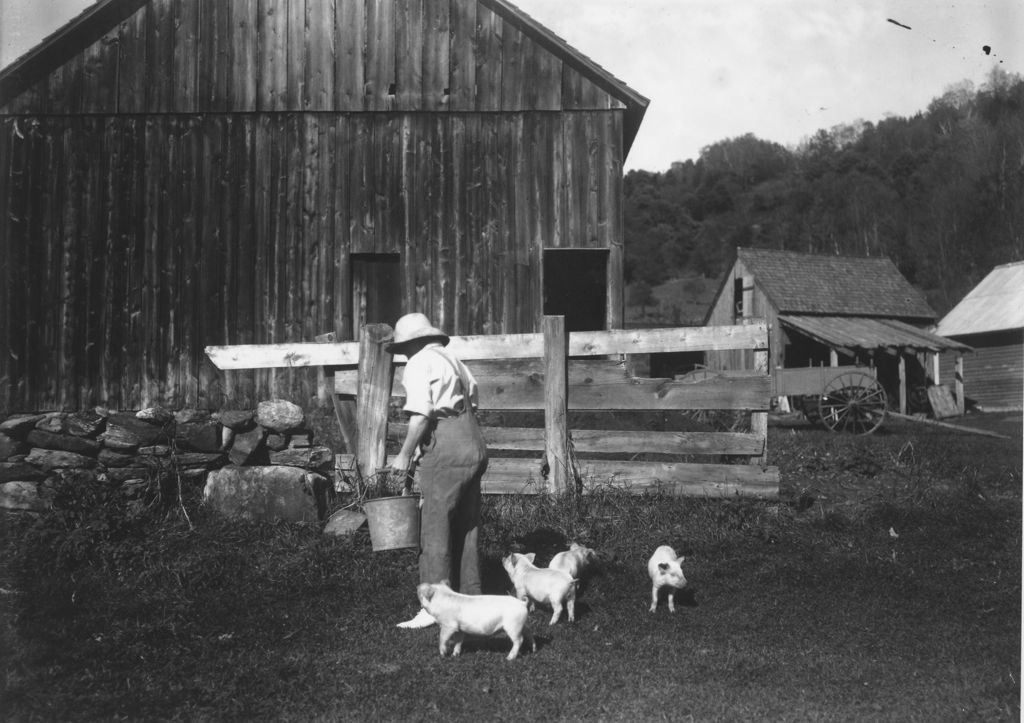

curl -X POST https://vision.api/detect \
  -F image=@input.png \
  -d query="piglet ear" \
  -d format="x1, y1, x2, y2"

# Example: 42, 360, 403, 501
658, 562, 669, 572
440, 578, 451, 588
525, 553, 536, 563
677, 556, 685, 564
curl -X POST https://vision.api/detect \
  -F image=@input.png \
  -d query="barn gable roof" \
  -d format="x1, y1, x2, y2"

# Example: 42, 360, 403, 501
934, 260, 1024, 337
736, 247, 936, 320
0, 0, 647, 149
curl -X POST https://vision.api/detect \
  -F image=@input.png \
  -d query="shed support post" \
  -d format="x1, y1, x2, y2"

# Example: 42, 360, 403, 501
751, 327, 769, 466
931, 352, 941, 385
829, 348, 839, 367
356, 323, 395, 480
955, 354, 965, 415
543, 315, 570, 495
898, 355, 907, 415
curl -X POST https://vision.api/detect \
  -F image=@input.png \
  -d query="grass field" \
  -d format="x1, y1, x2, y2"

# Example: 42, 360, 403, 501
1, 417, 1020, 721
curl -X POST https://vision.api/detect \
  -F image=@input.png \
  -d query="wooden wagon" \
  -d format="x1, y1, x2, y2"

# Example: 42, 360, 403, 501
774, 366, 887, 434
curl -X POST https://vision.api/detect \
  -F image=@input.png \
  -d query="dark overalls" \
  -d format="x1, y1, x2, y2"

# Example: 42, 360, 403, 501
416, 352, 488, 594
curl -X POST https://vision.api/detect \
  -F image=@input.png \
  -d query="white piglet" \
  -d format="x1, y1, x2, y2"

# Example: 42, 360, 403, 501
548, 542, 598, 579
502, 552, 577, 625
417, 581, 535, 661
647, 545, 688, 613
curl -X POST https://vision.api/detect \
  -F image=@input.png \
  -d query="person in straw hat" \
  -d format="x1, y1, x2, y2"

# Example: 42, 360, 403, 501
387, 313, 489, 629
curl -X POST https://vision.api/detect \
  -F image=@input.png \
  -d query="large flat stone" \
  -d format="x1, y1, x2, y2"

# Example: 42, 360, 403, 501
203, 466, 329, 524
0, 481, 50, 511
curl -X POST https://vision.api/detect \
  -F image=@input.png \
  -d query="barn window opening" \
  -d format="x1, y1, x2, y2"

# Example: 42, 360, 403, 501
351, 253, 402, 340
543, 249, 608, 332
387, 83, 397, 96
734, 275, 753, 320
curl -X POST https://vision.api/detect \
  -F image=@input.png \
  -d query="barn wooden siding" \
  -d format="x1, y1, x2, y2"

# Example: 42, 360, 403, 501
0, 0, 636, 413
938, 331, 1023, 411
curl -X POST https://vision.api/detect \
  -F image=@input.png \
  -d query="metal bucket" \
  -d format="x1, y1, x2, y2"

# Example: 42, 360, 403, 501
363, 495, 421, 551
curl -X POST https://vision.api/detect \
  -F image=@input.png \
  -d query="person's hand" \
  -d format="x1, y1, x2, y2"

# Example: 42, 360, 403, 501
391, 451, 413, 476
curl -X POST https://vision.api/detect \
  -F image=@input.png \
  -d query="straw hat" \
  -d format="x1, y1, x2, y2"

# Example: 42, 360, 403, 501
385, 313, 450, 353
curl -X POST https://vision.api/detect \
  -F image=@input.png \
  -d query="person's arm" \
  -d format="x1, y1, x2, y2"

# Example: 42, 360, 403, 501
391, 412, 431, 479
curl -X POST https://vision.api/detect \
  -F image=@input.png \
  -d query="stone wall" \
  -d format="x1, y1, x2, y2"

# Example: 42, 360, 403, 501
0, 400, 337, 523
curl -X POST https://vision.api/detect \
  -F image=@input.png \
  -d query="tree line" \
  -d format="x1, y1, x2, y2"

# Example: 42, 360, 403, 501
624, 68, 1024, 315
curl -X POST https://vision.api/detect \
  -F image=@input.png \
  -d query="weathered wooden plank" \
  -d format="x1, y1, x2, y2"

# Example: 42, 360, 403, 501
81, 28, 119, 112
334, 0, 365, 109
500, 22, 524, 109
433, 116, 453, 331
232, 0, 260, 110
474, 4, 502, 112
117, 6, 147, 113
447, 0, 475, 111
523, 34, 560, 110
258, 0, 288, 111
395, 0, 424, 111
181, 116, 204, 405
480, 458, 548, 494
334, 358, 770, 411
199, 0, 229, 111
349, 118, 372, 253
356, 324, 395, 478
206, 323, 769, 369
146, 1, 174, 112
423, 0, 449, 109
286, 0, 307, 109
450, 116, 468, 333
580, 462, 780, 499
306, 0, 334, 111
365, 0, 396, 110
172, 0, 199, 111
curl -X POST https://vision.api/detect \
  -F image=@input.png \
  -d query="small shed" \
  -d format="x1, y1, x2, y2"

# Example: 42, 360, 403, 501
934, 261, 1024, 411
704, 248, 970, 413
0, 0, 649, 413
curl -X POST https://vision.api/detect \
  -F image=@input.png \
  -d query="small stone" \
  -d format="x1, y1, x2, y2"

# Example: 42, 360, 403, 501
217, 409, 256, 432
323, 509, 367, 537
27, 429, 101, 456
137, 407, 174, 425
174, 408, 209, 424
0, 414, 46, 436
35, 413, 67, 434
25, 448, 96, 472
0, 481, 50, 511
256, 400, 305, 433
265, 433, 288, 452
65, 411, 106, 438
229, 427, 267, 466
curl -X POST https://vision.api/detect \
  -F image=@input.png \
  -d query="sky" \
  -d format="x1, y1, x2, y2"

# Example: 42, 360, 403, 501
1, 0, 1021, 172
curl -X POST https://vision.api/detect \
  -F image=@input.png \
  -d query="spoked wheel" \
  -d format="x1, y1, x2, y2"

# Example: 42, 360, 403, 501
818, 371, 888, 434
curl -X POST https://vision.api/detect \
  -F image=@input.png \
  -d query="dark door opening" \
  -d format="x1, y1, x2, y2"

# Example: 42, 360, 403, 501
543, 249, 608, 332
351, 253, 402, 340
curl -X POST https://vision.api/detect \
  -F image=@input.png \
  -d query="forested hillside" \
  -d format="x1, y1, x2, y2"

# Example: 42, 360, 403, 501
624, 69, 1024, 320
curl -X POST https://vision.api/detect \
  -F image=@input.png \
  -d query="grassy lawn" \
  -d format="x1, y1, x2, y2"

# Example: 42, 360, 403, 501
1, 418, 1020, 721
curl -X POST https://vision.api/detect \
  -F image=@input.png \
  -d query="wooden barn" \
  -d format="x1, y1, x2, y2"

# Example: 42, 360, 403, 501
935, 261, 1024, 411
703, 248, 969, 413
0, 0, 648, 415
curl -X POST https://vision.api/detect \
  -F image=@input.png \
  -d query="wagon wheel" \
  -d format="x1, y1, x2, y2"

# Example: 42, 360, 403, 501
818, 370, 888, 434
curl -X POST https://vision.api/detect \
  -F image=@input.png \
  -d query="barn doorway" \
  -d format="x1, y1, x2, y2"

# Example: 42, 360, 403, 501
351, 253, 402, 340
543, 249, 608, 332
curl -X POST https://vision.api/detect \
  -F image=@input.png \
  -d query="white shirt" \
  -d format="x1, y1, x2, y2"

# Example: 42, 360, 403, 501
401, 344, 480, 419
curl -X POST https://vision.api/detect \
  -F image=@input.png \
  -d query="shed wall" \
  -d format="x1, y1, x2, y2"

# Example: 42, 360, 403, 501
704, 259, 782, 372
938, 330, 1023, 411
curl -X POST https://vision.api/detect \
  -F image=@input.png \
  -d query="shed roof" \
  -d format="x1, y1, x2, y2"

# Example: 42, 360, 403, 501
736, 247, 936, 320
934, 261, 1024, 337
780, 316, 971, 355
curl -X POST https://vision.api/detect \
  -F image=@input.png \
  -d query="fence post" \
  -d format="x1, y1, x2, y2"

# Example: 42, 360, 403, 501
543, 315, 570, 495
327, 325, 360, 457
356, 323, 395, 480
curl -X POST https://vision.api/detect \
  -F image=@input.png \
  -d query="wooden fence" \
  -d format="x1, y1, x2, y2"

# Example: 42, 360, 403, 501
205, 317, 779, 499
